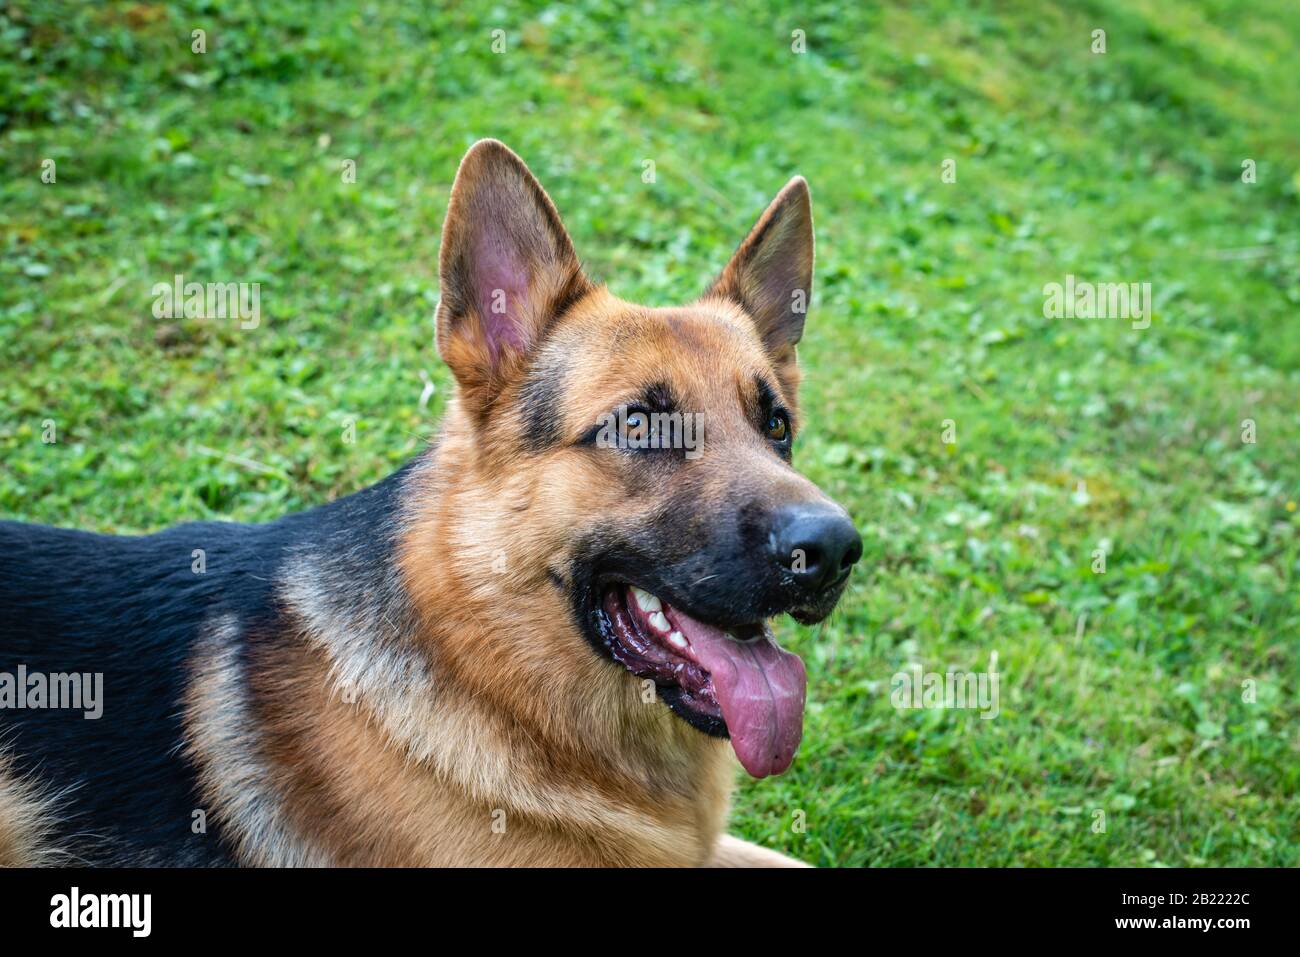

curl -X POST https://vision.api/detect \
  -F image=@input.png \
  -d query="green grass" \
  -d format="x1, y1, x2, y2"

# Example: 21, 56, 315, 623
2, 0, 1298, 866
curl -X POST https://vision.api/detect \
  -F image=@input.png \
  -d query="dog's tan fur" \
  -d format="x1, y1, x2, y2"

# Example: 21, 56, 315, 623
183, 602, 740, 866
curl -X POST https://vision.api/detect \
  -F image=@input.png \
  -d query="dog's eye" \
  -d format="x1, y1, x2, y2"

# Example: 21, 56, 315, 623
766, 412, 789, 442
624, 411, 648, 443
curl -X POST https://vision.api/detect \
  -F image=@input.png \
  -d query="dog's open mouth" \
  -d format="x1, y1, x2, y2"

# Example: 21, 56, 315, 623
593, 583, 806, 778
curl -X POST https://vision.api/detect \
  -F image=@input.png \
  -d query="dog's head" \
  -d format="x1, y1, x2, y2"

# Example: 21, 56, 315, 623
426, 140, 860, 778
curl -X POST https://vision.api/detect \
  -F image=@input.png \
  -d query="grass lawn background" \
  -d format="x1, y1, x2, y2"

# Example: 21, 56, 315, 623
2, 0, 1297, 865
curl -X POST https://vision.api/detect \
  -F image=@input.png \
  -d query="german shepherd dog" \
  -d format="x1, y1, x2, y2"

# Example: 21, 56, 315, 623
0, 141, 861, 867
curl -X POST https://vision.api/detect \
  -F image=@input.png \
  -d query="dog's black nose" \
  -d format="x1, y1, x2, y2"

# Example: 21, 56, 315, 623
770, 503, 862, 593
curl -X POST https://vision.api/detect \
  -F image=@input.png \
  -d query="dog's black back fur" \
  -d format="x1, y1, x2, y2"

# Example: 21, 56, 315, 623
0, 464, 415, 865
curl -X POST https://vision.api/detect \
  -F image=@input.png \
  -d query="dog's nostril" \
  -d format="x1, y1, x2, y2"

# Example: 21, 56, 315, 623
786, 545, 823, 574
841, 537, 863, 572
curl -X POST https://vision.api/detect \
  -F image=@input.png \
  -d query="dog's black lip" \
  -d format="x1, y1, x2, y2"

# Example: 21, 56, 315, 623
657, 684, 727, 737
786, 568, 853, 625
590, 572, 766, 638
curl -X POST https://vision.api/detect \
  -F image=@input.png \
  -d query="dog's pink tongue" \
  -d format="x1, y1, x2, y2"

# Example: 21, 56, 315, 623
669, 609, 806, 778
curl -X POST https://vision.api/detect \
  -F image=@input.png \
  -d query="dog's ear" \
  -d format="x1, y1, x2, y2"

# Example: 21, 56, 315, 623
436, 139, 591, 411
703, 177, 813, 374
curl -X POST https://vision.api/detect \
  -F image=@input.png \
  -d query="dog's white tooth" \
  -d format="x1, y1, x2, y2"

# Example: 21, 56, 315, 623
668, 631, 689, 650
632, 587, 662, 613
649, 611, 671, 633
